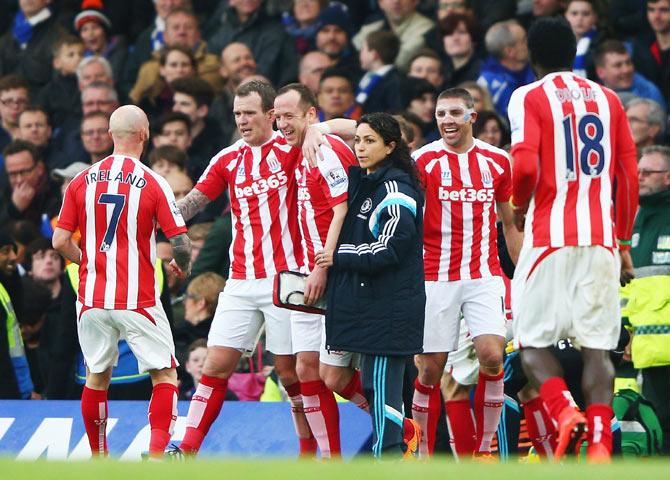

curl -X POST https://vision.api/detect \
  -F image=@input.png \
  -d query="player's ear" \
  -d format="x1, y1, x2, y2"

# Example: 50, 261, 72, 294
469, 111, 478, 124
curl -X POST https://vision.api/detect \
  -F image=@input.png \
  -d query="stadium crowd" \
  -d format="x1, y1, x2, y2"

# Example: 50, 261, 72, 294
0, 0, 669, 461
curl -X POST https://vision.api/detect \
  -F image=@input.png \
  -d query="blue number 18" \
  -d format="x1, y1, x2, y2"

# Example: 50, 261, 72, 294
562, 113, 605, 180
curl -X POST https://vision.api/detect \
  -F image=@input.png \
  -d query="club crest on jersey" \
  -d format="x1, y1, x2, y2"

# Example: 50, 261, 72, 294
360, 198, 372, 214
235, 163, 246, 183
481, 170, 493, 186
441, 170, 452, 186
266, 152, 281, 173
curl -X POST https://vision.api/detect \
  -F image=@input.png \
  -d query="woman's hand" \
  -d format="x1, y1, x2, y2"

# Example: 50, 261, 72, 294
314, 249, 334, 268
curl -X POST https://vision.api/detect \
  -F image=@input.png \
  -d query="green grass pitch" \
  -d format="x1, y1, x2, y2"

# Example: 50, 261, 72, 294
1, 458, 668, 480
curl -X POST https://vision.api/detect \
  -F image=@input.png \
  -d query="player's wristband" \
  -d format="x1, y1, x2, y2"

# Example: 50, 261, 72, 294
617, 238, 632, 250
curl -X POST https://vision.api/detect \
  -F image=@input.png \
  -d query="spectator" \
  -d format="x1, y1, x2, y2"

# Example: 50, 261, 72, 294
408, 49, 445, 89
439, 12, 482, 88
622, 144, 670, 453
473, 110, 510, 149
0, 0, 67, 93
76, 55, 114, 91
393, 112, 420, 152
171, 76, 222, 182
207, 0, 299, 87
186, 222, 212, 266
565, 0, 607, 79
152, 111, 192, 154
23, 238, 64, 394
396, 110, 426, 151
0, 75, 29, 153
174, 271, 225, 365
436, 0, 470, 22
626, 97, 667, 155
403, 78, 438, 141
165, 168, 192, 202
631, 0, 670, 106
36, 36, 84, 131
353, 0, 436, 73
0, 228, 33, 399
594, 39, 667, 110
74, 0, 128, 93
121, 0, 189, 96
148, 144, 187, 178
609, 0, 651, 40
1, 140, 61, 231
356, 30, 403, 114
282, 0, 327, 55
181, 338, 207, 399
477, 20, 535, 118
314, 3, 360, 78
80, 112, 112, 164
468, 0, 517, 32
7, 221, 40, 268
518, 0, 567, 29
298, 50, 333, 94
317, 67, 361, 121
131, 45, 197, 119
208, 42, 258, 147
15, 107, 60, 169
458, 80, 495, 112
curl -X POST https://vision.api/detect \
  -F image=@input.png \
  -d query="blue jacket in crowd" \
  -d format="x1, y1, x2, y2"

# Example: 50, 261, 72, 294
325, 165, 425, 357
477, 56, 535, 119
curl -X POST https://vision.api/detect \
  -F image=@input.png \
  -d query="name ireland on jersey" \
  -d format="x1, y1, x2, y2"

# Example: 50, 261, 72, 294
438, 187, 495, 202
84, 169, 147, 188
234, 171, 289, 198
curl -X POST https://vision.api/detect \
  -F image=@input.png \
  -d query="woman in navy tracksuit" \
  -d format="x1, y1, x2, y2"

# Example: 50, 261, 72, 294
315, 113, 425, 458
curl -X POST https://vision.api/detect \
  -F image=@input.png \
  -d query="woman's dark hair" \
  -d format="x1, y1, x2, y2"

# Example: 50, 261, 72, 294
473, 110, 510, 148
356, 112, 422, 189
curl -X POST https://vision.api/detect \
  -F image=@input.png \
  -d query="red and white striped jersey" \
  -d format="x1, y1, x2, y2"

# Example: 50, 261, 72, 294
296, 134, 357, 272
57, 155, 187, 309
508, 72, 638, 249
195, 131, 303, 279
413, 139, 512, 281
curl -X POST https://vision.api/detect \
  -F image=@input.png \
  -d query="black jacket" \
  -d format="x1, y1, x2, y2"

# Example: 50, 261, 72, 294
358, 67, 404, 115
325, 165, 425, 356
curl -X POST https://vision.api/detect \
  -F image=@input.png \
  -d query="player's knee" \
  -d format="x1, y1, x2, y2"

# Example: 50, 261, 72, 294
149, 367, 178, 386
320, 365, 350, 392
417, 358, 444, 385
295, 353, 320, 382
202, 347, 238, 378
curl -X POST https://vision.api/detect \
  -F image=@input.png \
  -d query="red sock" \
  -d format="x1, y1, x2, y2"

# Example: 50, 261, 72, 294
301, 380, 341, 458
539, 377, 578, 422
81, 386, 108, 457
286, 381, 317, 457
445, 399, 476, 458
337, 369, 369, 412
586, 404, 613, 454
411, 378, 441, 456
148, 383, 178, 456
180, 374, 228, 454
474, 370, 504, 453
522, 396, 557, 459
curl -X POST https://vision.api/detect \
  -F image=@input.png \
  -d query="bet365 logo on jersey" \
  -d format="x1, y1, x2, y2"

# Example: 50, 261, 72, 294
438, 187, 494, 202
234, 172, 288, 198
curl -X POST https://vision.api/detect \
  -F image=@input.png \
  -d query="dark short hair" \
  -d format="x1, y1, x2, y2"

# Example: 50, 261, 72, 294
235, 79, 276, 112
148, 144, 188, 169
52, 34, 83, 56
159, 44, 197, 69
473, 110, 510, 146
528, 17, 577, 70
319, 67, 354, 91
171, 76, 214, 107
593, 39, 629, 67
404, 78, 437, 108
0, 74, 29, 94
365, 30, 400, 66
3, 139, 41, 163
18, 106, 51, 126
165, 7, 198, 25
152, 111, 192, 136
24, 237, 63, 273
277, 82, 318, 110
437, 87, 475, 109
409, 48, 443, 68
439, 11, 480, 42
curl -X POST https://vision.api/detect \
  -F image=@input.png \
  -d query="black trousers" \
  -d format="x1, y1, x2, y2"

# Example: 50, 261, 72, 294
642, 365, 670, 454
361, 354, 409, 458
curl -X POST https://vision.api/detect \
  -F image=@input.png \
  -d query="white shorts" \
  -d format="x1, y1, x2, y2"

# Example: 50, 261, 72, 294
444, 317, 480, 386
208, 278, 292, 355
76, 301, 177, 374
423, 277, 507, 353
512, 245, 621, 350
291, 311, 357, 367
